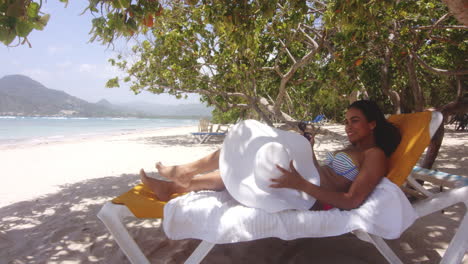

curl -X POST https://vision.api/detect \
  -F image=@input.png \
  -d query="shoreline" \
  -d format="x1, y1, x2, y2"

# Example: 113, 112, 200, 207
0, 125, 197, 151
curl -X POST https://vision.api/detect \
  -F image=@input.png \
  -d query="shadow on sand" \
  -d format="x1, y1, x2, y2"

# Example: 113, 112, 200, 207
0, 173, 196, 264
0, 172, 465, 264
129, 134, 225, 148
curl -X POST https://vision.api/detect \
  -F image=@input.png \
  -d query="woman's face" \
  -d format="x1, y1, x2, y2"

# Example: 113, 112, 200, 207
344, 107, 376, 144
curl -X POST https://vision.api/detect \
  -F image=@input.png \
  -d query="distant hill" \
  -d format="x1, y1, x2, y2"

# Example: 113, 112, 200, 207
0, 75, 213, 118
0, 75, 127, 117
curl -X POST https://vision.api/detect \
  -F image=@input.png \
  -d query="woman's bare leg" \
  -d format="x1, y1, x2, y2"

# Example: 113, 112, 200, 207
156, 149, 220, 187
140, 169, 225, 201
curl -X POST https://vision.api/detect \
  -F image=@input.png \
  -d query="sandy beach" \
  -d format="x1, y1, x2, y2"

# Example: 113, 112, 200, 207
0, 123, 466, 263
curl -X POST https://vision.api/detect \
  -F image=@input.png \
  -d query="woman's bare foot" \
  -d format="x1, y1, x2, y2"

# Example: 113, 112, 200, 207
140, 169, 176, 202
155, 162, 193, 188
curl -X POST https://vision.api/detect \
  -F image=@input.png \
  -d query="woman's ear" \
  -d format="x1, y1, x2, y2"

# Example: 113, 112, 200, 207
369, 121, 377, 130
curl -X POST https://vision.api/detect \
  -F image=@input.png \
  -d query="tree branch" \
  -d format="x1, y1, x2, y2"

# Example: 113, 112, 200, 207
430, 13, 451, 36
407, 53, 425, 111
410, 50, 468, 76
209, 100, 249, 112
279, 38, 297, 64
148, 82, 252, 100
289, 76, 318, 85
274, 46, 321, 115
273, 49, 285, 78
258, 97, 296, 124
307, 0, 327, 8
414, 25, 468, 30
299, 27, 319, 49
429, 35, 460, 45
251, 97, 274, 126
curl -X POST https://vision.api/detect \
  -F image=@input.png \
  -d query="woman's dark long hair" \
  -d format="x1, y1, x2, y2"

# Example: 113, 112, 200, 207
348, 100, 401, 157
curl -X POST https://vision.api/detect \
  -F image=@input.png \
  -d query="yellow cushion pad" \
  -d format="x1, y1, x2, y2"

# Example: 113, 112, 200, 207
112, 184, 185, 218
387, 111, 432, 186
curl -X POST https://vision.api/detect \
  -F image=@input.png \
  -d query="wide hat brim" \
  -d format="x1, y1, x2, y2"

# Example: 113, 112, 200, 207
219, 120, 320, 213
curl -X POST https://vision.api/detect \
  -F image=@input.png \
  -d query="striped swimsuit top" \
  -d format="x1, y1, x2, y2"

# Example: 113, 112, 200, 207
324, 151, 359, 181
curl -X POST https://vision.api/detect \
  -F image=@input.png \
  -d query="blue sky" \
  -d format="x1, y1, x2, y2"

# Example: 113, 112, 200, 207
0, 1, 200, 105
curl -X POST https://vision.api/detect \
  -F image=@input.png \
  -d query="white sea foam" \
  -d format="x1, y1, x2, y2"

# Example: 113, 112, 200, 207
0, 117, 199, 146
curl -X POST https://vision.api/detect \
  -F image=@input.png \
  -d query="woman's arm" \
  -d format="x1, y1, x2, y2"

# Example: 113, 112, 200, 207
308, 134, 321, 169
271, 148, 387, 210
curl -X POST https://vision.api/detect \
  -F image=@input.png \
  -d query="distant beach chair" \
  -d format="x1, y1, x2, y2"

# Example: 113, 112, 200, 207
190, 118, 227, 144
305, 114, 327, 125
97, 111, 468, 264
197, 118, 213, 133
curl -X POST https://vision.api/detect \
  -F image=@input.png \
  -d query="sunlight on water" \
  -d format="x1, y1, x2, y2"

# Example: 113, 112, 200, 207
0, 116, 198, 145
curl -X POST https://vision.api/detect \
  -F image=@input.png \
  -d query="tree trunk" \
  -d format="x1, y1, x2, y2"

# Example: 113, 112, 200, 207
407, 53, 425, 111
381, 47, 401, 114
440, 81, 468, 117
443, 0, 468, 26
422, 94, 468, 169
455, 75, 464, 98
421, 124, 444, 169
251, 99, 273, 126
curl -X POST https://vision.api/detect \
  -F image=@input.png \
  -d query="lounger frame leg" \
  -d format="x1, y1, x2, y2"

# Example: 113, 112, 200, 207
98, 202, 216, 264
193, 134, 210, 144
353, 230, 403, 264
406, 175, 437, 197
184, 241, 216, 264
353, 186, 468, 264
199, 134, 210, 144
440, 211, 468, 264
413, 186, 468, 264
97, 202, 150, 264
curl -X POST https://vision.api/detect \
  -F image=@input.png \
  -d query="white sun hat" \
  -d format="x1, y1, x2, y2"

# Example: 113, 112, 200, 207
219, 119, 320, 213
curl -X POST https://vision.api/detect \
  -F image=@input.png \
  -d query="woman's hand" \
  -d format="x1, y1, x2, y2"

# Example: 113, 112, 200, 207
299, 122, 316, 148
270, 160, 306, 191
306, 132, 315, 148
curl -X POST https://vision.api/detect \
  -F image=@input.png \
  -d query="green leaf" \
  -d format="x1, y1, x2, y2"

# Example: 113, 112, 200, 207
120, 0, 131, 9
34, 14, 50, 30
0, 29, 16, 45
16, 20, 33, 37
27, 2, 40, 18
125, 18, 138, 32
106, 77, 120, 88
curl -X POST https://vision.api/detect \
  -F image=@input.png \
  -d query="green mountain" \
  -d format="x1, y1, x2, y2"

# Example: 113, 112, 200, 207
0, 75, 212, 118
0, 75, 128, 117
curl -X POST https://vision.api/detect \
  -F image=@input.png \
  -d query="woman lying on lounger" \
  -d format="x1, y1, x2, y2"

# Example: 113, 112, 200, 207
140, 100, 401, 211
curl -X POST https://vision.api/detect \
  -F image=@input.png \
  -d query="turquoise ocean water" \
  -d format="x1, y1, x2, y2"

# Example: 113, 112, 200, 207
0, 116, 198, 146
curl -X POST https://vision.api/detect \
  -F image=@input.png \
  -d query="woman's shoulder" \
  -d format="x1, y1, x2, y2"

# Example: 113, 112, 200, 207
363, 147, 386, 160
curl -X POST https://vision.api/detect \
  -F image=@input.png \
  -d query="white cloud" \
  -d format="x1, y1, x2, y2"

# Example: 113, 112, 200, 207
47, 45, 71, 55
21, 69, 54, 83
78, 63, 98, 73
102, 64, 123, 78
76, 62, 126, 82
56, 61, 72, 69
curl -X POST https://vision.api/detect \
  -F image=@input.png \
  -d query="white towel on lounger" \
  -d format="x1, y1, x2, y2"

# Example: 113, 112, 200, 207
162, 178, 417, 244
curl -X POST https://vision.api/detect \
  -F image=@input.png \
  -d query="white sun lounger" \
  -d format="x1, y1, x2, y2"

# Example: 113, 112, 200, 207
98, 111, 468, 264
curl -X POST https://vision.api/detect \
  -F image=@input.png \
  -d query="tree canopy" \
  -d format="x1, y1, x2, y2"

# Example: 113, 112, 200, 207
1, 0, 467, 125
